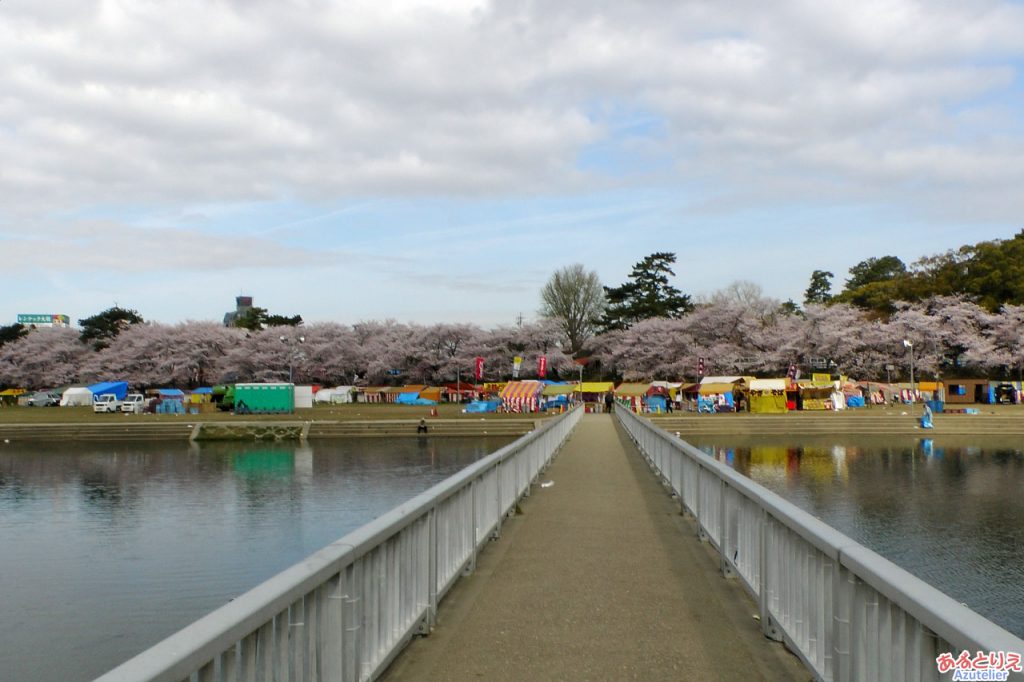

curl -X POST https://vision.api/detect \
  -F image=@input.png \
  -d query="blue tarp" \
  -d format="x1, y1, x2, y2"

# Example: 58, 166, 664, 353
192, 387, 213, 394
465, 400, 500, 413
647, 395, 667, 412
157, 399, 185, 414
846, 395, 865, 408
158, 389, 185, 397
395, 392, 420, 405
87, 381, 128, 400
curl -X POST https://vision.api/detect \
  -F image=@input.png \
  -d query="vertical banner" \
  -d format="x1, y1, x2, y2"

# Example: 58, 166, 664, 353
538, 356, 547, 378
697, 357, 705, 377
474, 356, 484, 381
512, 356, 523, 378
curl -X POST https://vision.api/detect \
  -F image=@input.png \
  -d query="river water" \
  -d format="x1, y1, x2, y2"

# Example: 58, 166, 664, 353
685, 434, 1024, 639
0, 437, 512, 682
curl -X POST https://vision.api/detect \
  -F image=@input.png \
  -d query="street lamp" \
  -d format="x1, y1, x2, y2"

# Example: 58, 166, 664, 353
903, 339, 914, 400
281, 335, 305, 383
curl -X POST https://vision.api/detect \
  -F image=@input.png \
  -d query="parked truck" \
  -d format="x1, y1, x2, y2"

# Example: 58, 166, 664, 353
121, 394, 146, 414
93, 394, 123, 413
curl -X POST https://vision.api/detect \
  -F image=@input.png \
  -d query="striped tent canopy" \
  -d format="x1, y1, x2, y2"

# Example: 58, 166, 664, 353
500, 381, 544, 413
500, 381, 545, 399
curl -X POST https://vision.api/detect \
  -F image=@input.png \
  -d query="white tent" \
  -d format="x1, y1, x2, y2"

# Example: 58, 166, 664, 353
314, 386, 355, 404
60, 387, 94, 407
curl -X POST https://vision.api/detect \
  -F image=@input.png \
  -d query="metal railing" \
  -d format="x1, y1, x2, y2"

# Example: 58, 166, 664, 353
97, 406, 582, 682
615, 405, 1024, 682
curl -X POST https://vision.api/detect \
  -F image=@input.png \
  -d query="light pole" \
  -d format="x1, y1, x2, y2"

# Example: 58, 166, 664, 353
281, 335, 305, 383
903, 339, 914, 400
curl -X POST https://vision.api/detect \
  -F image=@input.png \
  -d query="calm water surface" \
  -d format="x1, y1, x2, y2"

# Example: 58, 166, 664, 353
0, 437, 512, 681
686, 434, 1024, 638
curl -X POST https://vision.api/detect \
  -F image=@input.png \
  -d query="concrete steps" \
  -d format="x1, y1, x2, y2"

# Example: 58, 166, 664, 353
0, 421, 195, 442
0, 418, 540, 442
308, 419, 537, 438
648, 413, 1024, 436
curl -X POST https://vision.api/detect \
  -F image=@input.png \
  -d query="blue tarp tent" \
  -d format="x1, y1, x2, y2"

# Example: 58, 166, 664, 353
155, 389, 186, 414
647, 395, 667, 412
395, 392, 420, 405
87, 381, 128, 400
465, 400, 500, 413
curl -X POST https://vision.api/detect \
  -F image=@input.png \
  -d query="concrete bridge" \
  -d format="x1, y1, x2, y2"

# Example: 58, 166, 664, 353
97, 406, 1023, 681
382, 413, 806, 680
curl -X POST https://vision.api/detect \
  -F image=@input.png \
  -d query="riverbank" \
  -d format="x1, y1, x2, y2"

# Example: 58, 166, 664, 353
3, 403, 1023, 441
0, 404, 546, 441
651, 403, 1024, 436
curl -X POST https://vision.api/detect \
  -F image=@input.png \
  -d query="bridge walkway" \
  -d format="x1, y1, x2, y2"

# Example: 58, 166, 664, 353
383, 414, 808, 681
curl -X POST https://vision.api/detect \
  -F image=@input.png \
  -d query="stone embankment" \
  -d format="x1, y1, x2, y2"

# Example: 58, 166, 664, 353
652, 410, 1024, 436
0, 418, 539, 442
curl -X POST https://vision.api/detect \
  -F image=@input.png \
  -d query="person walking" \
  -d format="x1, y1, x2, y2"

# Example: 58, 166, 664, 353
604, 392, 614, 413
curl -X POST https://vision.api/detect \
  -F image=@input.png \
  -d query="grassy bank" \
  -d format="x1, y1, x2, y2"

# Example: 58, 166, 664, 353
0, 402, 547, 425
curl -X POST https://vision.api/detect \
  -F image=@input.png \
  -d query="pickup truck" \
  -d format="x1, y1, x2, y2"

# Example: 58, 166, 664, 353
121, 394, 146, 414
93, 394, 123, 413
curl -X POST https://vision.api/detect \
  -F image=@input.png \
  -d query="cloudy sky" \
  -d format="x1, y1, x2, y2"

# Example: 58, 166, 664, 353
3, 0, 1023, 327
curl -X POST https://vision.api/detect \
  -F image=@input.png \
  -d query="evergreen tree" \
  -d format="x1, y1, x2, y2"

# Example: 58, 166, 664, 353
0, 323, 27, 349
78, 306, 145, 350
600, 252, 692, 331
803, 270, 833, 305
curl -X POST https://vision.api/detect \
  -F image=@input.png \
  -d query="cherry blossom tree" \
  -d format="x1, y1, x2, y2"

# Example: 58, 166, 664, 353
0, 327, 90, 388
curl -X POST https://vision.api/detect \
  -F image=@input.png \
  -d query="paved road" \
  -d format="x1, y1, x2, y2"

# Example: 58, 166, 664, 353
383, 414, 810, 681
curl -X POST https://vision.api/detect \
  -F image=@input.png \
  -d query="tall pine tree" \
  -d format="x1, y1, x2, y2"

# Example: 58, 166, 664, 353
600, 252, 692, 331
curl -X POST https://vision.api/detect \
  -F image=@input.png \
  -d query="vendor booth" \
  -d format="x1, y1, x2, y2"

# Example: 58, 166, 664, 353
614, 383, 651, 412
576, 382, 615, 412
541, 383, 575, 411
748, 378, 789, 414
500, 381, 544, 413
697, 382, 736, 413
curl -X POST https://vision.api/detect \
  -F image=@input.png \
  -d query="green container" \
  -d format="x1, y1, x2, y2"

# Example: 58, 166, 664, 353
233, 383, 295, 414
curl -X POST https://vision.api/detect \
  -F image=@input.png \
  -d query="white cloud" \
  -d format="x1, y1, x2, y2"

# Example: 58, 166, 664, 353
1, 0, 1023, 323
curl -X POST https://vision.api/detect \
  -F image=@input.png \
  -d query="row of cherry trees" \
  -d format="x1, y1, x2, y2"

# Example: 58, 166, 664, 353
1, 297, 1022, 389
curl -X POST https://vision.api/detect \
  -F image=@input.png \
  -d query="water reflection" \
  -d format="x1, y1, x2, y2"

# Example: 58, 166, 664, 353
0, 436, 511, 682
689, 435, 1024, 638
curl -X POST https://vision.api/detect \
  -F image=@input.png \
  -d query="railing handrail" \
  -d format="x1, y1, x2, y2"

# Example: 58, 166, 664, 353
614, 405, 1024, 675
96, 406, 582, 681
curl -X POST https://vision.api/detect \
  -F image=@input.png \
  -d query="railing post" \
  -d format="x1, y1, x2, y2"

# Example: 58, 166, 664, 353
695, 467, 708, 542
464, 478, 478, 576
832, 562, 853, 682
422, 506, 438, 634
720, 479, 734, 577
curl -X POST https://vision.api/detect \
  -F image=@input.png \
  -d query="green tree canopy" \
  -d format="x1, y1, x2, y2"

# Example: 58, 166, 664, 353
803, 270, 833, 305
79, 306, 145, 350
0, 323, 27, 349
844, 256, 907, 291
600, 252, 692, 331
232, 307, 303, 331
